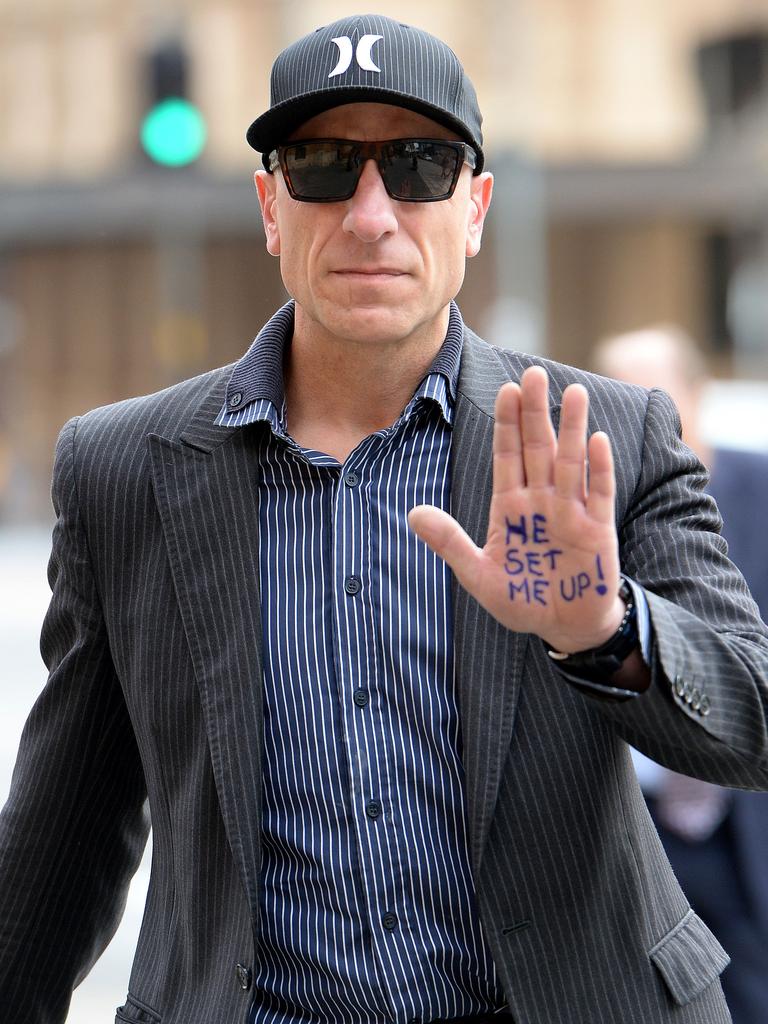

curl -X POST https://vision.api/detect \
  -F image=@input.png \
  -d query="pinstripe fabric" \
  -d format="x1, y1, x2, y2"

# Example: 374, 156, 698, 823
213, 303, 502, 1022
1, 325, 767, 1024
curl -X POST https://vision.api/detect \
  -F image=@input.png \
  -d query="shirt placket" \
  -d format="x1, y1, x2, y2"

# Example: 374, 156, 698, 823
332, 431, 414, 1016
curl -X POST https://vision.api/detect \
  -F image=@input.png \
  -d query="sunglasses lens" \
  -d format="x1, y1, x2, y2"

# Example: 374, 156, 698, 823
282, 142, 359, 200
384, 141, 461, 200
277, 140, 465, 202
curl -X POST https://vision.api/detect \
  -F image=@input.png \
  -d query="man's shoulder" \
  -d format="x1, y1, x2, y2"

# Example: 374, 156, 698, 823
69, 363, 235, 448
460, 326, 651, 410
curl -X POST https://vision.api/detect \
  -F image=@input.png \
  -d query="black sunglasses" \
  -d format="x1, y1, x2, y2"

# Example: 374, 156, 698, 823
267, 138, 477, 203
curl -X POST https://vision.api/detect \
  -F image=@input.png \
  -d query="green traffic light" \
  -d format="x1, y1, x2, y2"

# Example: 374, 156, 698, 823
141, 97, 206, 167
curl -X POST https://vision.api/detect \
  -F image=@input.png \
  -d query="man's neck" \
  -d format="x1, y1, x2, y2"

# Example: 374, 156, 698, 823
283, 305, 451, 462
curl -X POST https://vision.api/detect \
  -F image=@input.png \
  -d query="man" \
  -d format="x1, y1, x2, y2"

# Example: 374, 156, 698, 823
0, 14, 767, 1024
593, 325, 768, 1024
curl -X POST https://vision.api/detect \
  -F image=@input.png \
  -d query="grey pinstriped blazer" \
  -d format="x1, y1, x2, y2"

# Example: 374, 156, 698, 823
2, 327, 767, 1024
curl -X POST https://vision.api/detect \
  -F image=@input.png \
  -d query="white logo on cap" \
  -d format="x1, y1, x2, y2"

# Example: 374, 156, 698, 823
328, 34, 383, 77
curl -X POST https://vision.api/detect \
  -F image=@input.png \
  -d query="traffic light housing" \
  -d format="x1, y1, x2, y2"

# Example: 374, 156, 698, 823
140, 42, 207, 167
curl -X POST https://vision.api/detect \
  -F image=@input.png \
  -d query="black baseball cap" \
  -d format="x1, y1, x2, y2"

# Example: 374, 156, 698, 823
247, 13, 484, 173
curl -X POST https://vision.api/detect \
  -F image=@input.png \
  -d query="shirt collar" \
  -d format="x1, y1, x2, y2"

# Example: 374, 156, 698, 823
215, 300, 464, 430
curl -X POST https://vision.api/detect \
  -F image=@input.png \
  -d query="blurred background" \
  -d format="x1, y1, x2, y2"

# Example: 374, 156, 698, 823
0, 0, 767, 1020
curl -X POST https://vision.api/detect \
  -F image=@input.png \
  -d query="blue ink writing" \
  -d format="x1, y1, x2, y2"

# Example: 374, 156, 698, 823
501, 510, 596, 609
505, 548, 562, 577
559, 572, 592, 602
532, 514, 549, 544
505, 549, 525, 575
594, 554, 607, 595
505, 513, 550, 547
543, 548, 563, 571
506, 515, 528, 546
509, 578, 550, 606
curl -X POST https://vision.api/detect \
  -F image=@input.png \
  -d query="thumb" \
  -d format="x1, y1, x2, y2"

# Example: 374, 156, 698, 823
408, 505, 483, 589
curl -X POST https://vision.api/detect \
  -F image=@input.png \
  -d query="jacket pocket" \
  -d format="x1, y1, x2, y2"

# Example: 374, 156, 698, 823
649, 909, 730, 1006
115, 993, 162, 1024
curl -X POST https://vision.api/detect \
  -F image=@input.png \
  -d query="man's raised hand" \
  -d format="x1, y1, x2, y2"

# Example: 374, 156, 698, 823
408, 366, 625, 654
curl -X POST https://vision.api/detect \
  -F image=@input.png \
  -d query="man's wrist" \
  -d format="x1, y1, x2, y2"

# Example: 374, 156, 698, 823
543, 577, 639, 681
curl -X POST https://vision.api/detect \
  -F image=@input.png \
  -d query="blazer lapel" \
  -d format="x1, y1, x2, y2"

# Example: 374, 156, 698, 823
452, 331, 559, 875
148, 377, 266, 911
146, 333, 562, 897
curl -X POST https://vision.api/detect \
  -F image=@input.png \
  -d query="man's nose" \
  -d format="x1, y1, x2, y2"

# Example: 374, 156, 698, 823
342, 159, 399, 241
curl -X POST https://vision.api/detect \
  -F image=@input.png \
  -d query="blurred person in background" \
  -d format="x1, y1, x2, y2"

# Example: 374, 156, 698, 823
0, 432, 9, 520
1, 14, 768, 1024
593, 325, 768, 1024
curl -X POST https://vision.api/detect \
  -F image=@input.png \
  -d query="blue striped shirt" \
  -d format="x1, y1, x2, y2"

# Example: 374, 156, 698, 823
217, 302, 503, 1023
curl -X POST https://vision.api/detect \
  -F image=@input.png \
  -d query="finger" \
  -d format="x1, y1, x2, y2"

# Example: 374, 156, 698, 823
408, 505, 483, 591
520, 366, 556, 488
585, 432, 616, 522
554, 383, 588, 502
493, 382, 525, 494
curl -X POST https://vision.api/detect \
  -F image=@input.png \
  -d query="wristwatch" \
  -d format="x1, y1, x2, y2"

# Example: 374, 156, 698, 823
544, 577, 638, 681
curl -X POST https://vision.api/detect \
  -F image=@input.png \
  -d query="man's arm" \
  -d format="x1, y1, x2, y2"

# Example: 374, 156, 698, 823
0, 418, 149, 1023
409, 367, 768, 787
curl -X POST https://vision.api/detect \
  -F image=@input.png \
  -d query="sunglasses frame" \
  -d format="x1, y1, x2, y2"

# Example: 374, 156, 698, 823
267, 138, 477, 203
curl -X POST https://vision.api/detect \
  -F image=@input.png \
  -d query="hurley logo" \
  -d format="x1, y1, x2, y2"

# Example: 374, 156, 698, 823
328, 34, 384, 77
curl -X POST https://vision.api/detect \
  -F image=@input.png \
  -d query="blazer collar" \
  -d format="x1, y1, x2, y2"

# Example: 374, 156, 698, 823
148, 390, 267, 910
177, 368, 239, 453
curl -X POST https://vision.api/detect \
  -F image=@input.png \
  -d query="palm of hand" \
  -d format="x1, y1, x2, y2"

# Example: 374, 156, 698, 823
409, 366, 624, 653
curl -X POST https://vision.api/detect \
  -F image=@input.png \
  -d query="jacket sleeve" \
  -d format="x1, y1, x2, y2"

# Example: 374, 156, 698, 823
596, 386, 768, 789
0, 417, 150, 1023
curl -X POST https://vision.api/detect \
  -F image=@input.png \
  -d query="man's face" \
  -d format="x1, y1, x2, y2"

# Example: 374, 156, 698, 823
255, 102, 493, 348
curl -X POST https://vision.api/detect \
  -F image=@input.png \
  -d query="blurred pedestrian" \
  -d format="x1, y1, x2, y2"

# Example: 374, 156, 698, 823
594, 324, 768, 1024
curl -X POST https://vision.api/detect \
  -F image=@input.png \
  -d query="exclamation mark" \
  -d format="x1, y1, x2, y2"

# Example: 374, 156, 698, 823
595, 554, 607, 595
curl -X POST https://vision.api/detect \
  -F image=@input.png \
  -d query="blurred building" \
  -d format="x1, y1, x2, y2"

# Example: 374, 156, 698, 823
0, 0, 766, 519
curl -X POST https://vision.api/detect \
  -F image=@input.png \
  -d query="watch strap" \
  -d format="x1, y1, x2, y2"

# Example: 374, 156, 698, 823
543, 577, 638, 680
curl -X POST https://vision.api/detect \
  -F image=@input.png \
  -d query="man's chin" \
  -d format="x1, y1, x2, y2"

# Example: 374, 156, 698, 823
319, 303, 428, 347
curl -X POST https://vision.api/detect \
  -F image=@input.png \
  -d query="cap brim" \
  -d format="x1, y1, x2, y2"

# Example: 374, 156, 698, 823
247, 86, 484, 173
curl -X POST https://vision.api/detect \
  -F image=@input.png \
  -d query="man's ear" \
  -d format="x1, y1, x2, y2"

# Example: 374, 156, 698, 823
466, 171, 493, 258
255, 170, 281, 256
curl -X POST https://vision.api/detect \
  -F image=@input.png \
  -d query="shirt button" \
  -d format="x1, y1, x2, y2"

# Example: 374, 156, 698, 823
344, 575, 361, 595
344, 472, 360, 487
366, 800, 381, 820
382, 912, 398, 931
353, 688, 369, 707
228, 391, 243, 408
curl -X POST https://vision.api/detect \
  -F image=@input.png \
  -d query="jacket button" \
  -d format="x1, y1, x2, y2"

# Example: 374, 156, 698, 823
699, 694, 711, 716
690, 688, 702, 710
228, 391, 243, 408
235, 963, 252, 991
673, 676, 685, 698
